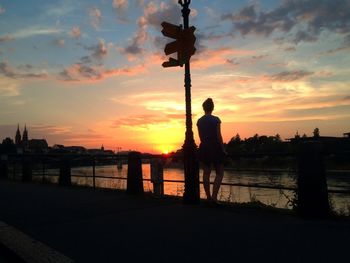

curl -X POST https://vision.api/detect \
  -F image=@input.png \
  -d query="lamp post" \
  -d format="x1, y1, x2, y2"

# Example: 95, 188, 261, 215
179, 0, 200, 204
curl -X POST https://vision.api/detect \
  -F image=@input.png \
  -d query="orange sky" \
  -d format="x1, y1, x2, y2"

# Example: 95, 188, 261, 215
0, 0, 349, 153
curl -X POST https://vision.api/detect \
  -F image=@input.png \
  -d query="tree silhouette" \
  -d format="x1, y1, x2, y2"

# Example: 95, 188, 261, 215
313, 127, 320, 138
0, 138, 16, 154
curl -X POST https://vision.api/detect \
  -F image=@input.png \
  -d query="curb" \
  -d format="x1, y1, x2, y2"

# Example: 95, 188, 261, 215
0, 221, 73, 263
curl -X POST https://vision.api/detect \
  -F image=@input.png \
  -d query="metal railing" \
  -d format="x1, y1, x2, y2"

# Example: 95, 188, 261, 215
1, 151, 349, 195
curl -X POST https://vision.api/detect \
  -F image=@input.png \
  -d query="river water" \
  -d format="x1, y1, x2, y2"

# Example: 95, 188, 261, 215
34, 163, 350, 215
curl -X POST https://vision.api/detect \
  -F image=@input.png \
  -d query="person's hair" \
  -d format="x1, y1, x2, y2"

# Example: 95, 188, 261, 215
202, 98, 214, 113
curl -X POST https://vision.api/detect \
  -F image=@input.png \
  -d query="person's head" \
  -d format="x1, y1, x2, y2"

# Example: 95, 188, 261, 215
202, 98, 214, 114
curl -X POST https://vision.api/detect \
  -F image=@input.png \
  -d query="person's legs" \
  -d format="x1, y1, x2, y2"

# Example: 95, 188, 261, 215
202, 164, 212, 201
212, 163, 224, 202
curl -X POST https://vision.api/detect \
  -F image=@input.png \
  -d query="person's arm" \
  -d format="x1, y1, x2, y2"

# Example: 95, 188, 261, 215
197, 121, 202, 142
216, 122, 227, 154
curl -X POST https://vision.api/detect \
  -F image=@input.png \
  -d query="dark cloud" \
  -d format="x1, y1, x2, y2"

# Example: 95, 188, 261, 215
92, 39, 107, 59
77, 39, 108, 64
58, 62, 146, 82
226, 58, 240, 66
322, 46, 350, 55
144, 3, 180, 29
0, 61, 47, 79
58, 63, 102, 81
226, 54, 267, 67
284, 46, 296, 52
0, 35, 14, 42
222, 0, 350, 44
121, 1, 180, 56
17, 64, 34, 70
292, 30, 318, 44
251, 54, 268, 60
123, 43, 143, 55
270, 70, 314, 82
80, 56, 92, 64
194, 31, 232, 54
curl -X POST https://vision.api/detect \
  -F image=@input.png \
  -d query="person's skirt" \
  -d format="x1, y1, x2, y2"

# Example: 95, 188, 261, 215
198, 142, 225, 166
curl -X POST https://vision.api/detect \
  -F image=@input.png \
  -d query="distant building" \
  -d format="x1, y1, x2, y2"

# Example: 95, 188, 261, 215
28, 139, 49, 153
65, 146, 87, 154
15, 125, 21, 146
87, 145, 113, 155
14, 125, 48, 153
22, 125, 28, 148
344, 132, 350, 138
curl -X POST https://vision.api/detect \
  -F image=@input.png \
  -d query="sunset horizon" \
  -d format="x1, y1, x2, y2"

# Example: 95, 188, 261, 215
1, 0, 349, 153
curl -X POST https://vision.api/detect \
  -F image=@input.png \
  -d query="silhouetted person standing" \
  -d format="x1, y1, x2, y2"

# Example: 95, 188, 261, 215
197, 98, 226, 205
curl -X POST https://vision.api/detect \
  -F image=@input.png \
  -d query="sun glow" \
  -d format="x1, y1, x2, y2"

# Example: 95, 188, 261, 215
147, 125, 184, 153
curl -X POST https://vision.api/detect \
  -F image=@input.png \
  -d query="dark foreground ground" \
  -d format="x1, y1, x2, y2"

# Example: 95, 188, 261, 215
0, 179, 349, 263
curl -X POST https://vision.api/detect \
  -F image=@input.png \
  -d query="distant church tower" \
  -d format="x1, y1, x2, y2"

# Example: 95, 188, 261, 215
15, 124, 22, 145
22, 124, 29, 147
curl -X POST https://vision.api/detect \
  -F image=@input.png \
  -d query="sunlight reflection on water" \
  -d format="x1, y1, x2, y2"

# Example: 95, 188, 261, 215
33, 164, 350, 214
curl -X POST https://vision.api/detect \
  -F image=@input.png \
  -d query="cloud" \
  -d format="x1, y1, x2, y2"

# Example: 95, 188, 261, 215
112, 114, 170, 129
222, 0, 350, 44
11, 26, 62, 39
92, 39, 107, 59
192, 47, 254, 69
0, 35, 14, 42
30, 124, 71, 135
69, 26, 81, 38
0, 61, 48, 79
112, 0, 128, 22
144, 1, 180, 28
0, 77, 20, 97
121, 16, 147, 55
226, 58, 240, 66
59, 64, 102, 81
77, 39, 110, 63
89, 7, 102, 29
53, 38, 65, 47
323, 46, 350, 55
196, 31, 232, 43
270, 70, 314, 82
227, 54, 269, 66
284, 46, 296, 52
17, 64, 34, 71
111, 112, 184, 130
58, 63, 146, 82
120, 1, 180, 56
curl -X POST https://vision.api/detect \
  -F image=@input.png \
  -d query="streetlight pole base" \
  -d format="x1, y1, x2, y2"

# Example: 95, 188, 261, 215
182, 137, 200, 204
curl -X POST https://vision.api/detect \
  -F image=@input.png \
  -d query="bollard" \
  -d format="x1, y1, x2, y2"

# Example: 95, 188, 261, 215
150, 158, 164, 198
92, 157, 96, 190
117, 160, 123, 170
22, 156, 32, 182
59, 157, 71, 186
127, 151, 143, 194
0, 155, 8, 179
297, 141, 330, 217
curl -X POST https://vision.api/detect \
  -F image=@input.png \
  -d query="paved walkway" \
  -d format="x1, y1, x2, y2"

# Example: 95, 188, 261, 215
0, 179, 349, 262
